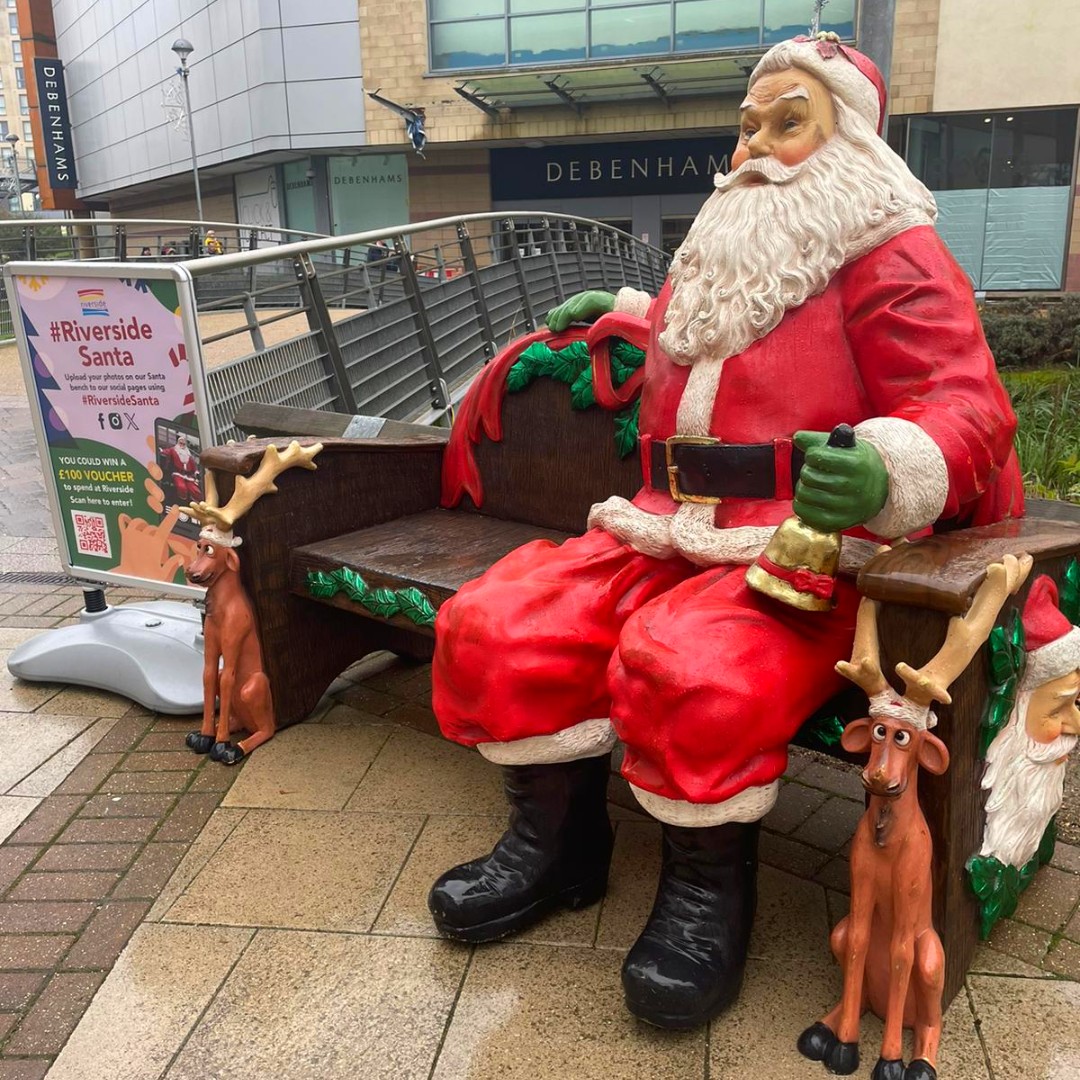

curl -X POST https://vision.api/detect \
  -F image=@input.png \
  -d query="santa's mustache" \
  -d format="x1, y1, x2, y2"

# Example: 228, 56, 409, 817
713, 155, 808, 192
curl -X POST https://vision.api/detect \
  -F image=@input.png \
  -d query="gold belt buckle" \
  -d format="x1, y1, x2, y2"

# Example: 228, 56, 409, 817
665, 435, 722, 504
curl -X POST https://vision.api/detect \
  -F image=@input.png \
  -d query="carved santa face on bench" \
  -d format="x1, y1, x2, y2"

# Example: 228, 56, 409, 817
980, 576, 1080, 870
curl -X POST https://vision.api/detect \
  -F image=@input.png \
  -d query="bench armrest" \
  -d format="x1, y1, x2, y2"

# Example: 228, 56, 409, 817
858, 515, 1080, 614
201, 435, 448, 552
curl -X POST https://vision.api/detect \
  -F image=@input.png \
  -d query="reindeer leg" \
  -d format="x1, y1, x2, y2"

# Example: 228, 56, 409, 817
824, 876, 873, 1076
871, 932, 915, 1080
236, 675, 274, 758
906, 931, 944, 1080
209, 666, 241, 764
798, 916, 850, 1062
186, 656, 219, 755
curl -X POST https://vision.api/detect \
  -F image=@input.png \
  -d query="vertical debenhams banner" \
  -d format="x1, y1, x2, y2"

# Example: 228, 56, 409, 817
5, 263, 212, 597
33, 58, 77, 190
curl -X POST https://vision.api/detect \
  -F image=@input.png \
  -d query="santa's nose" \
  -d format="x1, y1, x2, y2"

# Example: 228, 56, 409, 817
747, 136, 771, 159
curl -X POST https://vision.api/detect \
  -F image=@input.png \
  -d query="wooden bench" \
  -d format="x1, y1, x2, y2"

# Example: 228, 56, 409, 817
202, 329, 1080, 1006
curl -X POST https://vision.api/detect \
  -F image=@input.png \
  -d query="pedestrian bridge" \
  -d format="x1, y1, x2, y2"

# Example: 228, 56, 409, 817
0, 214, 669, 442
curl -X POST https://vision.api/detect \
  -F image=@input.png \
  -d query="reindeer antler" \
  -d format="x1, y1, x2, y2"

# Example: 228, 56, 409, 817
836, 596, 889, 698
187, 440, 323, 532
895, 553, 1033, 708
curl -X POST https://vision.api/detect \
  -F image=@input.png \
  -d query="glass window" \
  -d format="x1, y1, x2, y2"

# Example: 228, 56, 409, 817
592, 5, 670, 59
990, 110, 1075, 188
661, 215, 695, 256
676, 0, 760, 51
431, 0, 502, 15
509, 13, 586, 64
7, 13, 15, 35
431, 19, 505, 68
21, 120, 31, 143
14, 67, 22, 89
0, 121, 10, 138
764, 0, 854, 44
0, 95, 6, 115
510, 0, 573, 10
11, 40, 19, 61
18, 93, 26, 115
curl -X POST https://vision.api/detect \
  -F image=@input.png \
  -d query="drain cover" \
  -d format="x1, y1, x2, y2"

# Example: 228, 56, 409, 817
0, 571, 74, 585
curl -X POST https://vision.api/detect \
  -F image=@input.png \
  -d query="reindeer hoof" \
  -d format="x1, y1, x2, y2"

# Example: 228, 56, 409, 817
904, 1061, 936, 1080
823, 1039, 859, 1075
185, 732, 214, 755
796, 1022, 836, 1062
871, 1059, 905, 1080
209, 741, 245, 766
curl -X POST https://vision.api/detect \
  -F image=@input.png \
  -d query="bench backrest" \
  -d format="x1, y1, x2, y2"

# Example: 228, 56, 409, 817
460, 371, 641, 534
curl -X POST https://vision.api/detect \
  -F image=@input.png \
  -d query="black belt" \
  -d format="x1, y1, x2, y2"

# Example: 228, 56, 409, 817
649, 437, 805, 503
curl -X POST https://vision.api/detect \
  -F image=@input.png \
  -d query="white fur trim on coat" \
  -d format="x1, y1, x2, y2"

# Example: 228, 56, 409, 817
199, 525, 242, 548
477, 717, 617, 766
588, 496, 881, 574
1021, 626, 1080, 690
631, 780, 780, 826
853, 417, 948, 540
613, 287, 652, 319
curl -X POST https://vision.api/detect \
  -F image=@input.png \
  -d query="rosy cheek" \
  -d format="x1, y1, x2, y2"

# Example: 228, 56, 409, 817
1026, 712, 1062, 743
731, 144, 749, 169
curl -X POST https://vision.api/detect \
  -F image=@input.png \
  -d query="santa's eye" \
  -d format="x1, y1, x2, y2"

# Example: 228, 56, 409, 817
872, 724, 887, 742
894, 730, 912, 747
783, 118, 800, 131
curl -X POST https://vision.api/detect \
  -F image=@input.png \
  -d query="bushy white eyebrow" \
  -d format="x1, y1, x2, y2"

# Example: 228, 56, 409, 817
740, 85, 811, 111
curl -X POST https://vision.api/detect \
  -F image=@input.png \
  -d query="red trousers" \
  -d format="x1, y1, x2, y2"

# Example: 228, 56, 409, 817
433, 528, 859, 805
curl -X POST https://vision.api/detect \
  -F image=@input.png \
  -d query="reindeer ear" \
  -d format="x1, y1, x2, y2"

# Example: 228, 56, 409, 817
917, 732, 950, 775
841, 719, 872, 753
225, 548, 241, 572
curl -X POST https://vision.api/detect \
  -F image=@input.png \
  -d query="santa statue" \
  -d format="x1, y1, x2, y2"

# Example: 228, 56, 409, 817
162, 434, 201, 503
980, 576, 1080, 870
428, 34, 1023, 1030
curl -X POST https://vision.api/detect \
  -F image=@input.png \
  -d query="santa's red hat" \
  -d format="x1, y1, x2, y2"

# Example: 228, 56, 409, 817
1020, 575, 1080, 688
749, 33, 887, 135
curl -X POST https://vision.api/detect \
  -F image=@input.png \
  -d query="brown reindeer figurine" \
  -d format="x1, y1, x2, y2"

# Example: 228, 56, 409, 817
797, 554, 1032, 1080
183, 441, 322, 765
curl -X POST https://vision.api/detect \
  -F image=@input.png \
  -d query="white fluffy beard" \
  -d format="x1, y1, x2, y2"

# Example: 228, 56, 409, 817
174, 444, 191, 465
658, 98, 937, 366
980, 694, 1078, 868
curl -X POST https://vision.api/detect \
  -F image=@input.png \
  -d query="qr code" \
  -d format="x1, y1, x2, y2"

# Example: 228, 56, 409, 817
71, 510, 111, 558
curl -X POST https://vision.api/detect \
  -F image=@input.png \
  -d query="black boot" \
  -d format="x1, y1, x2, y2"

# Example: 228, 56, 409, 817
622, 821, 759, 1029
428, 754, 613, 942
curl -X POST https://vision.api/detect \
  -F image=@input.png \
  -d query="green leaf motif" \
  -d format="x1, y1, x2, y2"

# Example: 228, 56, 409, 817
614, 400, 641, 459
966, 817, 1057, 939
364, 588, 402, 618
307, 571, 339, 599
397, 587, 437, 627
332, 567, 369, 604
503, 336, 646, 456
806, 714, 846, 748
1062, 558, 1080, 626
979, 610, 1025, 758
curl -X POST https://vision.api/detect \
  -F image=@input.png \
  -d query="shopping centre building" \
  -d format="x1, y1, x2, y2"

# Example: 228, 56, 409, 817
18, 0, 1080, 291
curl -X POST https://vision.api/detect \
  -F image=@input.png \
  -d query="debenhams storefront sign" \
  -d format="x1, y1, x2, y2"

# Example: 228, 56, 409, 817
491, 135, 738, 201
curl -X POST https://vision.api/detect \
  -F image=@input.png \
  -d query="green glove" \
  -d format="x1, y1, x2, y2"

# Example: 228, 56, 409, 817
546, 290, 616, 332
793, 429, 889, 533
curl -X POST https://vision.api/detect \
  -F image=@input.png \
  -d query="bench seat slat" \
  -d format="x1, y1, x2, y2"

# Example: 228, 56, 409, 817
289, 509, 572, 633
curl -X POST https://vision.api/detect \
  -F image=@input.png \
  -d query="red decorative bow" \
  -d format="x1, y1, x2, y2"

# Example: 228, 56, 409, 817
755, 554, 836, 600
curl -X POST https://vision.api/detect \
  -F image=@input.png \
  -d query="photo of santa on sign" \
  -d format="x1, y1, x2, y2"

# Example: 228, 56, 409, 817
160, 432, 201, 503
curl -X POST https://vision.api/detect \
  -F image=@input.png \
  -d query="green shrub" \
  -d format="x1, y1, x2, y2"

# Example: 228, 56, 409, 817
979, 297, 1080, 369
1001, 369, 1080, 501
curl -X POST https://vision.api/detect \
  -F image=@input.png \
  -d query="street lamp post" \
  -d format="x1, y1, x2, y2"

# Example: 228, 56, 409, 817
171, 38, 203, 229
5, 133, 23, 218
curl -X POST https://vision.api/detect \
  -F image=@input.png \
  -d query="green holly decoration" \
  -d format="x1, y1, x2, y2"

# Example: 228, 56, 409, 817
1061, 557, 1080, 625
979, 608, 1026, 758
806, 713, 847, 749
305, 569, 438, 629
506, 337, 645, 458
966, 818, 1057, 940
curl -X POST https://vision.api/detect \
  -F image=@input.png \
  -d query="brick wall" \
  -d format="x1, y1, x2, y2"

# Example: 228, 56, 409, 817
889, 0, 941, 116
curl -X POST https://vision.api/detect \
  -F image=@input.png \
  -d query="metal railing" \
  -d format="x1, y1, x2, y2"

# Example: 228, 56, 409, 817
171, 213, 670, 442
0, 218, 326, 339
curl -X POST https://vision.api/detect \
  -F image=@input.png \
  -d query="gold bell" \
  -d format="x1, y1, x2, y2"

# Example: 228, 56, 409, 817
745, 424, 855, 612
745, 515, 842, 611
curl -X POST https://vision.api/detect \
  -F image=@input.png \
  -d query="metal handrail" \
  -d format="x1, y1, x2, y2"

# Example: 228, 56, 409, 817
0, 218, 328, 242
176, 211, 668, 275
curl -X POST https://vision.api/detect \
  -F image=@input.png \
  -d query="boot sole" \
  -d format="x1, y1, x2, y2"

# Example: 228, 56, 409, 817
431, 876, 607, 944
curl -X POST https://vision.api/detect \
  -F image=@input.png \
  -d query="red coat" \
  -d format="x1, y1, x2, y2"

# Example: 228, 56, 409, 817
628, 224, 1022, 532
